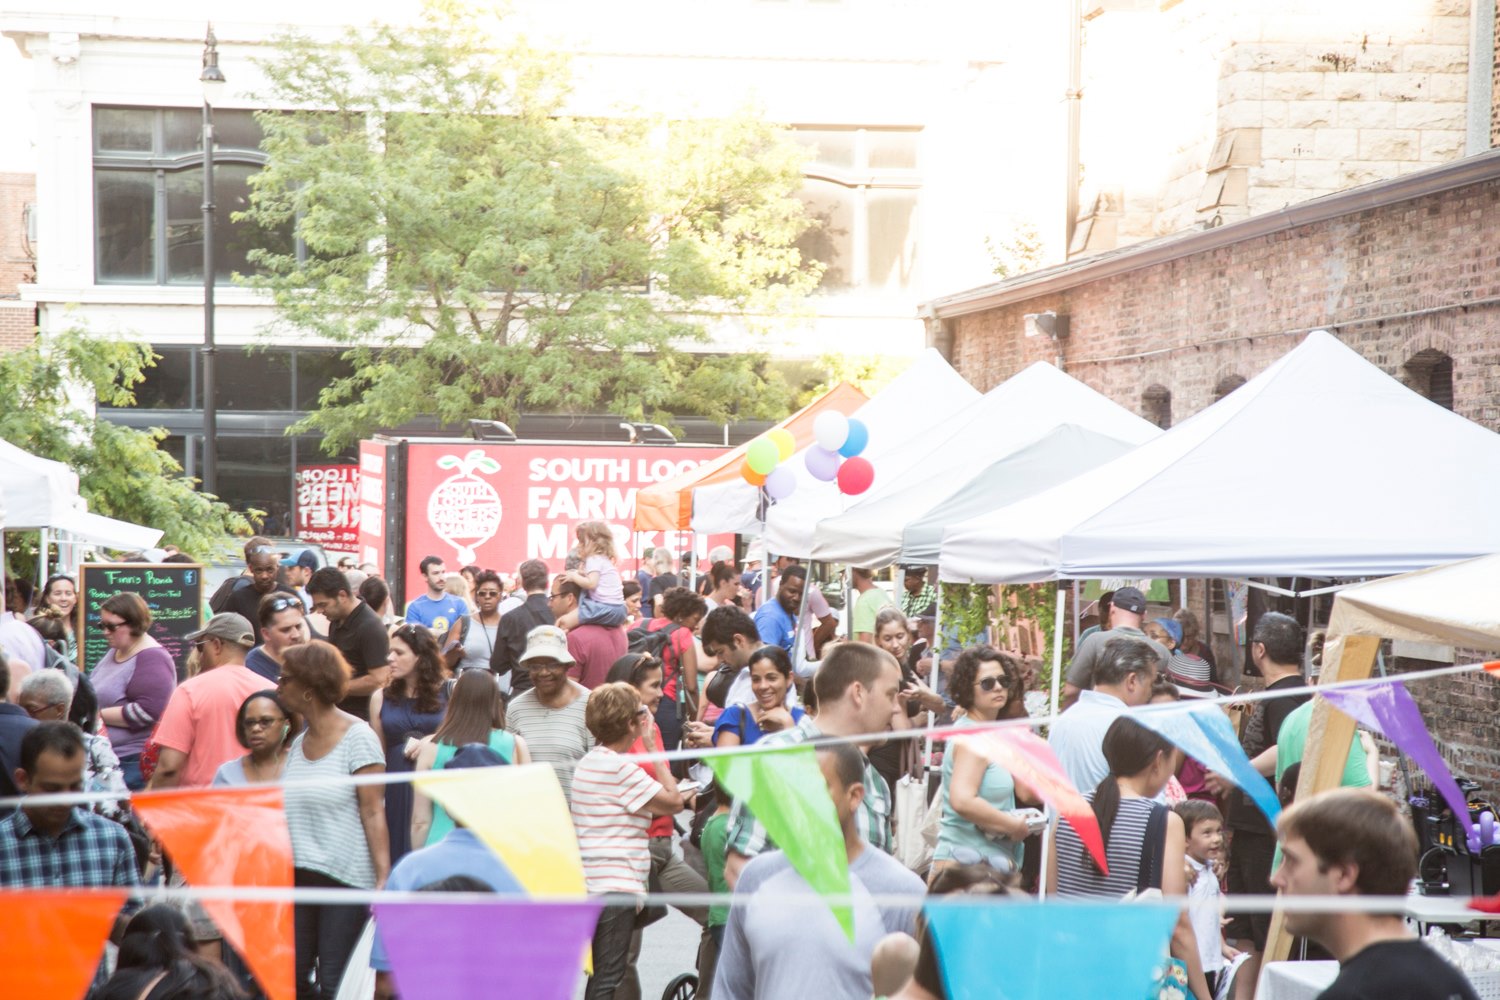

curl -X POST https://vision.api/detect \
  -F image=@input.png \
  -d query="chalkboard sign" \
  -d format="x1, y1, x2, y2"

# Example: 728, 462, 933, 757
79, 563, 204, 677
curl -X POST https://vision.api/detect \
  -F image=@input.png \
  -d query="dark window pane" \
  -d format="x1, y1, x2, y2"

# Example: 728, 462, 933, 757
213, 110, 265, 153
95, 108, 153, 154
794, 179, 855, 290
216, 349, 293, 411
216, 435, 293, 516
867, 130, 919, 171
867, 189, 918, 289
164, 168, 204, 284
218, 163, 293, 277
95, 170, 156, 282
129, 348, 195, 409
163, 108, 203, 157
295, 350, 356, 410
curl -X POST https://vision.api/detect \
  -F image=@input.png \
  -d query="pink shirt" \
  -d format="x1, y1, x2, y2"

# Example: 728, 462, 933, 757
152, 663, 272, 787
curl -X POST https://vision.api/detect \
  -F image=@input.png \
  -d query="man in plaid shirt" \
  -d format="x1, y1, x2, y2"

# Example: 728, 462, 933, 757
723, 643, 902, 887
899, 566, 938, 619
0, 722, 138, 893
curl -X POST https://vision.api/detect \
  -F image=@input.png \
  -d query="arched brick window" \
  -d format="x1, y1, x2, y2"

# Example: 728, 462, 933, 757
1405, 349, 1453, 410
1142, 384, 1172, 429
1214, 374, 1247, 402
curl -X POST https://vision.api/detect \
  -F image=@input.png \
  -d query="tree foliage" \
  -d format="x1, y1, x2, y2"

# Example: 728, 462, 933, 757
242, 1, 820, 452
0, 329, 254, 568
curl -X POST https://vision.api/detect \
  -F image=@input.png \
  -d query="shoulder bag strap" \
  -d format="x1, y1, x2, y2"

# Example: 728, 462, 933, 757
1137, 802, 1170, 893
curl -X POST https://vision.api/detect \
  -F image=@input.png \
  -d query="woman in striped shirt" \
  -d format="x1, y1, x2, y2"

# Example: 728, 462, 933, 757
571, 681, 684, 1000
1049, 716, 1213, 1000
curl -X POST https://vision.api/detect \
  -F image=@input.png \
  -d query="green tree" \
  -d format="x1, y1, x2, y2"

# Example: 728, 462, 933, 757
986, 220, 1046, 278
242, 1, 820, 453
796, 352, 912, 408
0, 329, 253, 570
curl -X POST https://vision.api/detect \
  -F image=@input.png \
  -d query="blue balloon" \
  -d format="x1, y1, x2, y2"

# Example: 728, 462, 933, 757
837, 418, 869, 458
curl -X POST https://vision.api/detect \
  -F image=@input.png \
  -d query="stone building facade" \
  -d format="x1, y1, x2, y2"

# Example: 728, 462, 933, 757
0, 172, 35, 351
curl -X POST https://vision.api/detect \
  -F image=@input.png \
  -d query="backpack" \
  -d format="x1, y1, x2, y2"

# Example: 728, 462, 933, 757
626, 620, 684, 671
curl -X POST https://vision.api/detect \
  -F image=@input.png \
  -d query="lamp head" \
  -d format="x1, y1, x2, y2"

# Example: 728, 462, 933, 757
201, 23, 226, 103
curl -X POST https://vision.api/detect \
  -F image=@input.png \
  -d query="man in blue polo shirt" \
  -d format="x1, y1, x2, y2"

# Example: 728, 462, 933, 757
752, 566, 805, 653
403, 555, 468, 633
371, 744, 524, 999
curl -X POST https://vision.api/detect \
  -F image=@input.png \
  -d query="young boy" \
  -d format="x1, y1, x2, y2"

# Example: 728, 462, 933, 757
1175, 800, 1240, 996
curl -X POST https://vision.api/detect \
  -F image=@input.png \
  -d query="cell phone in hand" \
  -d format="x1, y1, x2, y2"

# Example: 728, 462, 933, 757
1015, 807, 1047, 836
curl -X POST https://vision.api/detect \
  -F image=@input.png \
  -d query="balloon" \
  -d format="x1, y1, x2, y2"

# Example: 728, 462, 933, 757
741, 458, 767, 487
837, 456, 874, 495
804, 446, 841, 482
767, 428, 796, 462
764, 465, 797, 501
838, 418, 869, 458
813, 411, 850, 452
746, 438, 779, 476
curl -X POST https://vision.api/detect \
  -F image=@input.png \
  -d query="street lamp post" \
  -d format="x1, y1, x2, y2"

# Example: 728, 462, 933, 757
200, 24, 225, 496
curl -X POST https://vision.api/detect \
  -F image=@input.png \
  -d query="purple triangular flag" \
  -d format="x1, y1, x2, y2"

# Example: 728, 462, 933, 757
372, 899, 602, 1000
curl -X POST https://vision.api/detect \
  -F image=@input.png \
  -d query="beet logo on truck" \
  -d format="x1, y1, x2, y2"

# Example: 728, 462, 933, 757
426, 449, 503, 565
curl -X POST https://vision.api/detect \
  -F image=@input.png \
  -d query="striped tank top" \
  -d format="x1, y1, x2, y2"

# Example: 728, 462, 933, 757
1055, 793, 1161, 898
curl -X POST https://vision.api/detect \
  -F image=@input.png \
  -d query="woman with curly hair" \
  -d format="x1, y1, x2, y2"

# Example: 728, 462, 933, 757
932, 646, 1039, 881
370, 624, 449, 862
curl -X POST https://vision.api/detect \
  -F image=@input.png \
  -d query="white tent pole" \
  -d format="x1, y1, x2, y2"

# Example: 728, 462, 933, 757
687, 532, 697, 591
1038, 815, 1054, 899
762, 532, 771, 608
1071, 580, 1081, 645
924, 575, 941, 767
38, 528, 48, 596
1179, 577, 1187, 610
1049, 585, 1065, 718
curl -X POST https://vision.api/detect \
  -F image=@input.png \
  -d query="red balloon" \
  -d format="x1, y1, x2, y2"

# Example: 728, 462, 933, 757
837, 456, 874, 495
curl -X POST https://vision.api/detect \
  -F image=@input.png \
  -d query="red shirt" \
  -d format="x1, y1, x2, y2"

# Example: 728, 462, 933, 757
646, 618, 696, 699
629, 721, 674, 839
566, 623, 628, 689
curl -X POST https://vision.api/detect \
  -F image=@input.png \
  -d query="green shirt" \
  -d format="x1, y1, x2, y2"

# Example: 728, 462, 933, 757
1275, 700, 1370, 789
701, 811, 731, 928
851, 585, 894, 638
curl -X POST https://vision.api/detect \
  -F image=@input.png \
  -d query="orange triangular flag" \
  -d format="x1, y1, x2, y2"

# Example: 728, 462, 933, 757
0, 888, 128, 997
134, 785, 295, 1000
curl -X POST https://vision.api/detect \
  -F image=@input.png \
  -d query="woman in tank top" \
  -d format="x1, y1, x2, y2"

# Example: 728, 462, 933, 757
1049, 716, 1213, 1000
409, 670, 532, 848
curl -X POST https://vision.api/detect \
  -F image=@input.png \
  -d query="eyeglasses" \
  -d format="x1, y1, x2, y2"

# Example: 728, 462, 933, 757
244, 716, 287, 730
476, 589, 502, 598
248, 546, 276, 556
547, 591, 565, 600
976, 676, 1011, 693
528, 661, 566, 674
100, 621, 128, 634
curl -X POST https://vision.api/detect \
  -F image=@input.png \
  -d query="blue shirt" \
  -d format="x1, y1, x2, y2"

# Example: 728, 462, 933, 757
244, 647, 280, 683
712, 704, 806, 747
369, 827, 525, 970
753, 599, 796, 651
403, 594, 469, 633
0, 806, 140, 889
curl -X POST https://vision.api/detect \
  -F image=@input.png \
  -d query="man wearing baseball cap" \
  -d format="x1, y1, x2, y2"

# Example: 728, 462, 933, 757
1060, 585, 1169, 710
503, 625, 592, 802
283, 549, 319, 611
150, 613, 270, 789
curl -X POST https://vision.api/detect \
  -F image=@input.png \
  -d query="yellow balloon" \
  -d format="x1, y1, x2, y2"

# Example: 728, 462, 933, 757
768, 428, 796, 462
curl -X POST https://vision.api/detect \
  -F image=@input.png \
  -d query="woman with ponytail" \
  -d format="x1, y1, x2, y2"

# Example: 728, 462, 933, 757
1048, 716, 1213, 1000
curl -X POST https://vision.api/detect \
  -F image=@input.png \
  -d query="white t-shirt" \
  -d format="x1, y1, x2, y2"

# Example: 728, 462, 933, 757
283, 722, 385, 888
570, 746, 661, 895
1187, 855, 1224, 972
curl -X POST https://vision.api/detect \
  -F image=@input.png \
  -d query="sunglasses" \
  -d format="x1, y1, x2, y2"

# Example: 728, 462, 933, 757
976, 676, 1011, 693
266, 596, 301, 614
100, 621, 129, 634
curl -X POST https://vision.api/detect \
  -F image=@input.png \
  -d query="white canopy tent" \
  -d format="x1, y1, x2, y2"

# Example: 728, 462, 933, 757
939, 331, 1500, 582
688, 348, 981, 542
810, 362, 1160, 566
0, 439, 164, 551
1327, 553, 1500, 652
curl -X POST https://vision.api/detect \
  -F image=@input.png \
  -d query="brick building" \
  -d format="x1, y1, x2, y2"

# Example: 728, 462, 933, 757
0, 172, 35, 351
921, 147, 1500, 786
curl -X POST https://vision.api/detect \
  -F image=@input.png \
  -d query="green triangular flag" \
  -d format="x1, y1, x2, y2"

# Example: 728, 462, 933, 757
709, 744, 854, 943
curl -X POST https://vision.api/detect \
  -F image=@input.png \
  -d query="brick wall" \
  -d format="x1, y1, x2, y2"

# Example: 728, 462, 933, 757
0, 172, 37, 354
1494, 0, 1500, 146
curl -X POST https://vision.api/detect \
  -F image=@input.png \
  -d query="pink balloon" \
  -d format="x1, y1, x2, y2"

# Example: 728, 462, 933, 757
837, 456, 875, 495
805, 446, 841, 482
765, 465, 797, 501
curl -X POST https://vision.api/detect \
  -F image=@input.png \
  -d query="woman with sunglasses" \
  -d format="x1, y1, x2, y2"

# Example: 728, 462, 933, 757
214, 689, 295, 786
931, 646, 1039, 883
446, 569, 505, 674
91, 592, 177, 790
371, 624, 449, 863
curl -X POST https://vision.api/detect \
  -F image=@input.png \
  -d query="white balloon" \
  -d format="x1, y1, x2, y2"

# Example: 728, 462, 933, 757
813, 411, 850, 452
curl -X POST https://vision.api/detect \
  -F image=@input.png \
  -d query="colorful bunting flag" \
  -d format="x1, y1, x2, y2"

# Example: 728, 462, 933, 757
373, 899, 603, 1000
1321, 681, 1471, 842
923, 899, 1179, 1000
1135, 702, 1281, 824
958, 728, 1109, 875
0, 889, 130, 999
133, 785, 296, 1000
708, 743, 854, 942
415, 763, 586, 898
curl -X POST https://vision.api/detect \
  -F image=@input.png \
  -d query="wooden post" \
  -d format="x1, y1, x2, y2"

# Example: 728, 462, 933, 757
1262, 633, 1382, 962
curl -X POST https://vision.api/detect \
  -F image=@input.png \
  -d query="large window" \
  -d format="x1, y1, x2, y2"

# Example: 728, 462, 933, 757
791, 127, 920, 292
93, 106, 294, 285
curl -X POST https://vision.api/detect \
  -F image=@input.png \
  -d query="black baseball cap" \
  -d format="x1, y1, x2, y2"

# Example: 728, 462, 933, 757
1112, 586, 1147, 614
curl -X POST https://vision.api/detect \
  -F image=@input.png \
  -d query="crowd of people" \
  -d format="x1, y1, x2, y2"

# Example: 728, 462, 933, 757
0, 539, 1475, 1000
